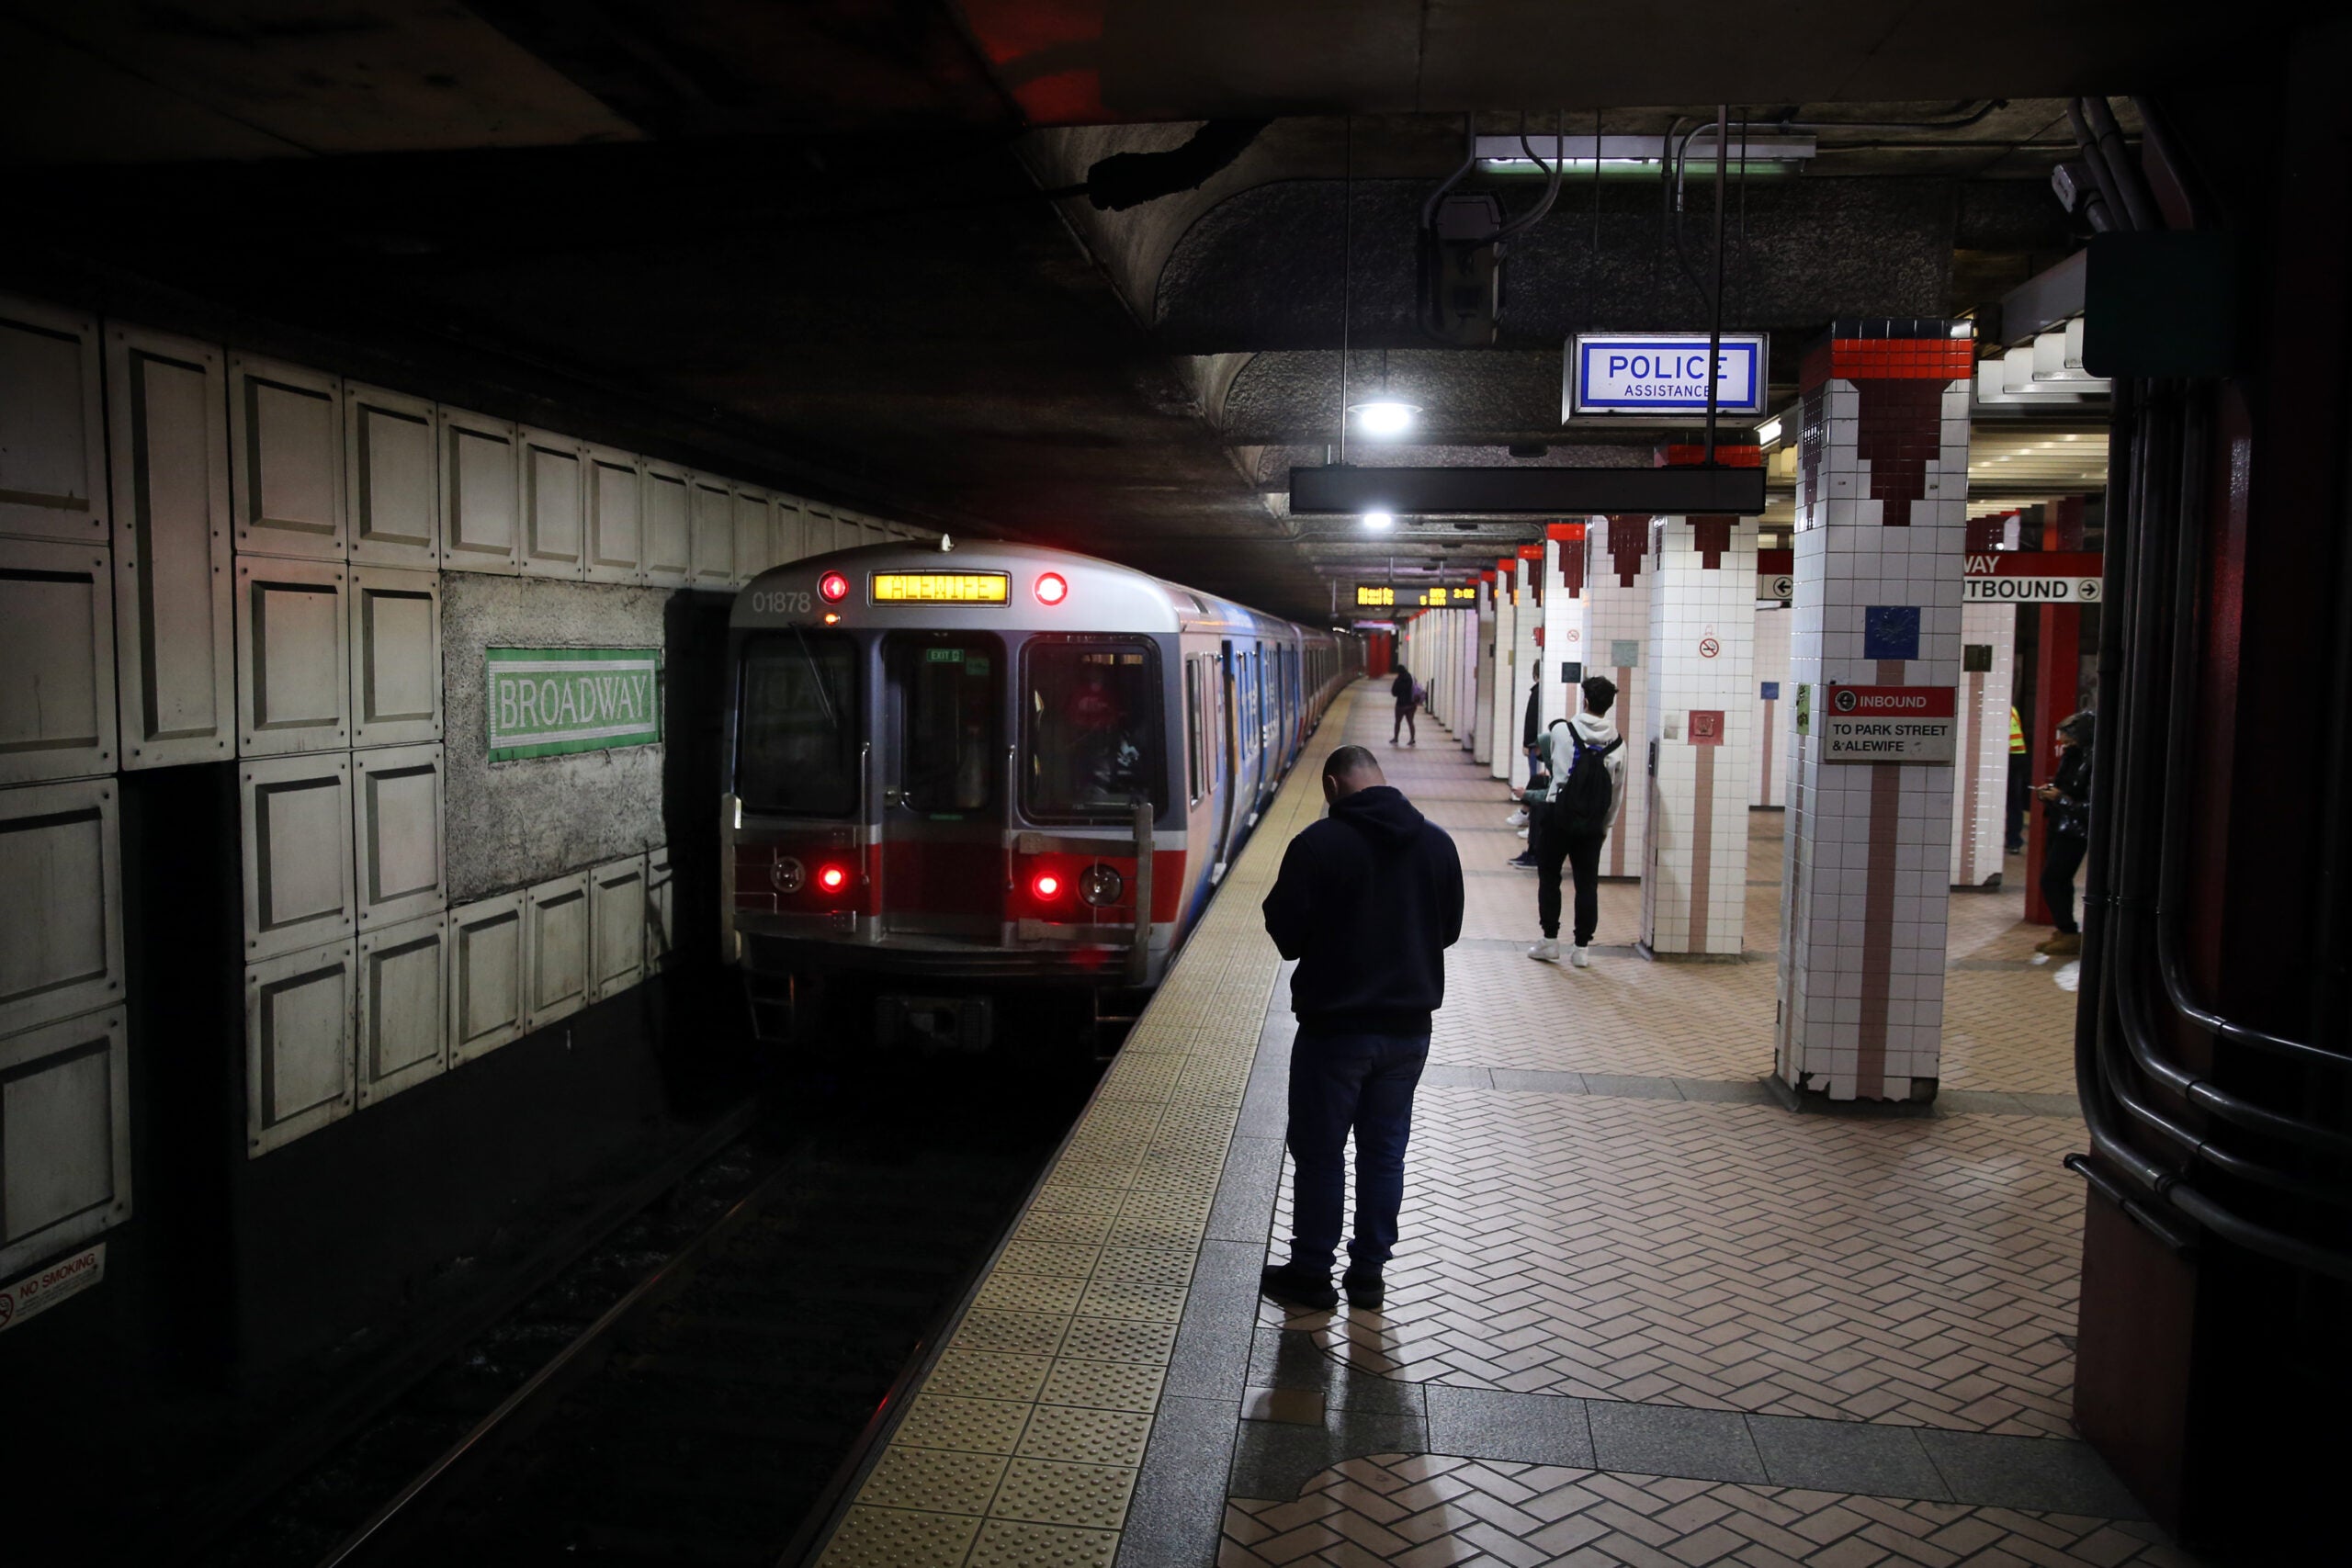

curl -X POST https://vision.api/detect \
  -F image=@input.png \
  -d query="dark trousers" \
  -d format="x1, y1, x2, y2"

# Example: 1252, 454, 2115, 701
1285, 1030, 1429, 1273
1391, 702, 1416, 742
2005, 754, 2030, 851
1537, 824, 1605, 943
2042, 834, 2087, 934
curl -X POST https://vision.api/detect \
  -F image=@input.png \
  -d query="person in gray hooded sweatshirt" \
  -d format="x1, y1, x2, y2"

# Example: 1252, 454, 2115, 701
1527, 675, 1627, 966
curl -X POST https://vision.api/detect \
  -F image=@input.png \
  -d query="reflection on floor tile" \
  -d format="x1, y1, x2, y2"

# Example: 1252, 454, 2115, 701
1262, 1089, 2083, 1435
1219, 1453, 2197, 1567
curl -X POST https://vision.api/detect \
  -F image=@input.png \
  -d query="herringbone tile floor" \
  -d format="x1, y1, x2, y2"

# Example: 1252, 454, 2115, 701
1261, 1087, 2083, 1434
1413, 746, 2077, 1096
1221, 1454, 2191, 1568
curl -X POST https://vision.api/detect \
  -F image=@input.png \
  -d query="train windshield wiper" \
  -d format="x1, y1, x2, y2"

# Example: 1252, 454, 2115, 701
789, 622, 839, 731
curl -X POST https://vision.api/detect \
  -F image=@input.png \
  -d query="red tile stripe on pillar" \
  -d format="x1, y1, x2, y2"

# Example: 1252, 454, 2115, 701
1692, 516, 1734, 569
1605, 514, 1648, 587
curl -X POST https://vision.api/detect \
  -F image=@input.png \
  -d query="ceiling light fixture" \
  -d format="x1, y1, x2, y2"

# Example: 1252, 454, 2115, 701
1754, 415, 1783, 448
1351, 400, 1419, 437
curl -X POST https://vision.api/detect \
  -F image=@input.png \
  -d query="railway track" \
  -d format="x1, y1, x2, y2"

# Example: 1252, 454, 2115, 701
198, 1055, 1097, 1568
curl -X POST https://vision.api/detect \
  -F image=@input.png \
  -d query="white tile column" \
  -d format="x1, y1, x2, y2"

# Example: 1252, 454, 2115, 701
1638, 491, 1761, 957
1753, 602, 1792, 807
1487, 558, 1516, 781
1776, 319, 1975, 1101
1583, 518, 1654, 877
1950, 599, 2016, 887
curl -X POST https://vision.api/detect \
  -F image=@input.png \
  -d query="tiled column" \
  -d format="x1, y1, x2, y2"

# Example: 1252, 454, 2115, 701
1950, 598, 2016, 886
1753, 603, 1792, 807
1472, 572, 1497, 764
1582, 517, 1653, 876
1776, 319, 1973, 1101
1487, 558, 1516, 781
1542, 522, 1587, 731
1637, 449, 1761, 957
1509, 551, 1541, 787
1457, 604, 1476, 750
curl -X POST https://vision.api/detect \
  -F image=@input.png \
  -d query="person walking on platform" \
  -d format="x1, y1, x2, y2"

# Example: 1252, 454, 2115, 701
2035, 711, 2095, 956
2005, 705, 2029, 855
1260, 746, 1464, 1312
1389, 665, 1419, 745
1528, 676, 1626, 967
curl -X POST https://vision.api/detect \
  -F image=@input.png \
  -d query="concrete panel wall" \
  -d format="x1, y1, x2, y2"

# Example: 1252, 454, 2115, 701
440, 574, 670, 901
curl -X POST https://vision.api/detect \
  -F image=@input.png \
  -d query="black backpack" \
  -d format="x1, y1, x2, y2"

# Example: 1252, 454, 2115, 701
1548, 731, 1623, 836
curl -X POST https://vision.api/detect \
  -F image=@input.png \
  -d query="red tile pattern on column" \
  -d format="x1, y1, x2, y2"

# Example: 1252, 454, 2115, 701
1605, 515, 1649, 588
1221, 1457, 2195, 1568
1692, 515, 1735, 568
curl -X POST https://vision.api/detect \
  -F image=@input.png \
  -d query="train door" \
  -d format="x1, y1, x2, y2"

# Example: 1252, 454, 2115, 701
1217, 641, 1243, 874
878, 631, 1005, 938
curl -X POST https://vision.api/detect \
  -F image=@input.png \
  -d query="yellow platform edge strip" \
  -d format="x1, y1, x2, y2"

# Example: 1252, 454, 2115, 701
814, 686, 1364, 1568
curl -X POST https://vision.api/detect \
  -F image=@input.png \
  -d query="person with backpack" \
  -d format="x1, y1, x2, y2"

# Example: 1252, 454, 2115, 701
1527, 676, 1626, 966
1389, 665, 1419, 745
1508, 717, 1565, 870
2034, 710, 2095, 956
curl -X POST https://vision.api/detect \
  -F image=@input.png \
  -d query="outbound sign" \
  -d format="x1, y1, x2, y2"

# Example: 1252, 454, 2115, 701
1568, 333, 1768, 417
1819, 684, 1958, 763
1964, 551, 2102, 604
488, 647, 662, 761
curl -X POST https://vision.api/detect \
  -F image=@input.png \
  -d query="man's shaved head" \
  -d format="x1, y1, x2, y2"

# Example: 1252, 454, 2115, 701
1322, 745, 1385, 800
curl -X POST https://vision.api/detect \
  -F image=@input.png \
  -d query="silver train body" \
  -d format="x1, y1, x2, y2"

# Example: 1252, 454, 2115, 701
721, 541, 1357, 1043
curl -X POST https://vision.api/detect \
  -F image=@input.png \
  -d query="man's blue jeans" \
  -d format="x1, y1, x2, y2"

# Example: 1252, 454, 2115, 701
1285, 1030, 1430, 1273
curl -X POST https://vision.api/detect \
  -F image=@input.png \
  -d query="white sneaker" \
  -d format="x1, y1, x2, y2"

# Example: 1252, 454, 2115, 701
1505, 808, 1528, 827
1570, 945, 1591, 967
1527, 939, 1560, 963
1516, 827, 1529, 840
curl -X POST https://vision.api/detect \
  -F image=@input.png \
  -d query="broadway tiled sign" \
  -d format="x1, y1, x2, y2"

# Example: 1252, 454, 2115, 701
487, 647, 662, 761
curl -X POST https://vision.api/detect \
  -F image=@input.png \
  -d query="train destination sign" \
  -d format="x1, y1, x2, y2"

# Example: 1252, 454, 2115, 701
1963, 551, 2103, 603
871, 571, 1010, 604
1819, 684, 1957, 763
1568, 333, 1768, 417
488, 648, 662, 761
1354, 584, 1397, 607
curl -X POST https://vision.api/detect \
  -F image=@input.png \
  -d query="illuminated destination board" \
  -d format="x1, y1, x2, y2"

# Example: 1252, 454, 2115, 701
871, 572, 1011, 604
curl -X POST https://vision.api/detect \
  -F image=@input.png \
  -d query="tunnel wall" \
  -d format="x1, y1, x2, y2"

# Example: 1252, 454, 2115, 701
0, 286, 933, 1390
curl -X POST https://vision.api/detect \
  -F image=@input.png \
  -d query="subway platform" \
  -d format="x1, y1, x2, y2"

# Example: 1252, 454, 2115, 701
815, 682, 2188, 1568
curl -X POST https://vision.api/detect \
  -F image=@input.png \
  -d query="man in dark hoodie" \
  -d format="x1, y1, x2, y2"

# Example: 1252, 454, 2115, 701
1259, 745, 1464, 1311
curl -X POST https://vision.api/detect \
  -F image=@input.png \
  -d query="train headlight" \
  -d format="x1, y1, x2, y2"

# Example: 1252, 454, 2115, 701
1034, 571, 1068, 606
1078, 864, 1124, 908
819, 570, 850, 603
772, 856, 806, 894
1032, 871, 1064, 900
817, 863, 850, 894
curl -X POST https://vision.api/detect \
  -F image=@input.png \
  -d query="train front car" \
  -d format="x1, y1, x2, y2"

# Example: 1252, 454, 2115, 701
724, 541, 1222, 1053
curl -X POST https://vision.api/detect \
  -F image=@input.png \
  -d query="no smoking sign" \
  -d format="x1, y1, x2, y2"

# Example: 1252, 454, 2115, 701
1698, 637, 1721, 659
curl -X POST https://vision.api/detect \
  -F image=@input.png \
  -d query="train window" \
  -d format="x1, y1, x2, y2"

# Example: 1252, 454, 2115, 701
1024, 638, 1164, 821
737, 631, 859, 816
1184, 658, 1204, 803
891, 635, 1001, 814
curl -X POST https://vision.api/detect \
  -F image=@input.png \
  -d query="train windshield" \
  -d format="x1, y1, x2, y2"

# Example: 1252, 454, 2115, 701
889, 635, 1001, 814
1023, 638, 1164, 821
736, 631, 859, 816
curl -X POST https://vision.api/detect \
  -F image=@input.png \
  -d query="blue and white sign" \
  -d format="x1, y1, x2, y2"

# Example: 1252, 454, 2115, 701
1568, 333, 1768, 417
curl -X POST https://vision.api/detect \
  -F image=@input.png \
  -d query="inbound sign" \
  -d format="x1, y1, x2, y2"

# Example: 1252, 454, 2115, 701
1818, 684, 1958, 763
1568, 333, 1768, 417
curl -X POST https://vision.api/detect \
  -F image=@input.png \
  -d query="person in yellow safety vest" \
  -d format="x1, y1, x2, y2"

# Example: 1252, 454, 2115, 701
2005, 705, 2029, 854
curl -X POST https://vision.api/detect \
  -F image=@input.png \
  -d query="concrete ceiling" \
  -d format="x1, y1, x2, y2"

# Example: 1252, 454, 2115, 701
0, 1, 2235, 621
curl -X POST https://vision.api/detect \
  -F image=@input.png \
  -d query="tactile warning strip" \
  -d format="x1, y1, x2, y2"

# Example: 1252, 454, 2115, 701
815, 688, 1363, 1568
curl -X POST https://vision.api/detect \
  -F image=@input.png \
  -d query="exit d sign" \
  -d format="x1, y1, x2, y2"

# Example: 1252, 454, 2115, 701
488, 648, 662, 761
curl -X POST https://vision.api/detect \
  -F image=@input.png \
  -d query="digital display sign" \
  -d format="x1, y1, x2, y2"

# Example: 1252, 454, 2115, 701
871, 572, 1011, 604
1354, 585, 1396, 607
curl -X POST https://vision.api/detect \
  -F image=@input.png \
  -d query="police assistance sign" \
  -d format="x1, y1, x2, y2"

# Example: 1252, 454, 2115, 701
1568, 333, 1768, 416
488, 648, 662, 761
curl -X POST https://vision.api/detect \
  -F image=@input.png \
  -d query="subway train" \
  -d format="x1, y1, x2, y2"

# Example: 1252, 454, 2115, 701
721, 539, 1358, 1048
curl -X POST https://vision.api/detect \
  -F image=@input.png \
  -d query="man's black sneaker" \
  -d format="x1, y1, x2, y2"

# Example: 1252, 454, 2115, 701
1341, 1268, 1385, 1310
1260, 1262, 1339, 1311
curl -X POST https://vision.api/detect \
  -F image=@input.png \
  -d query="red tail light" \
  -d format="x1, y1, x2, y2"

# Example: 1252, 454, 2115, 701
817, 863, 849, 894
1034, 571, 1068, 606
818, 570, 850, 602
1032, 872, 1063, 900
